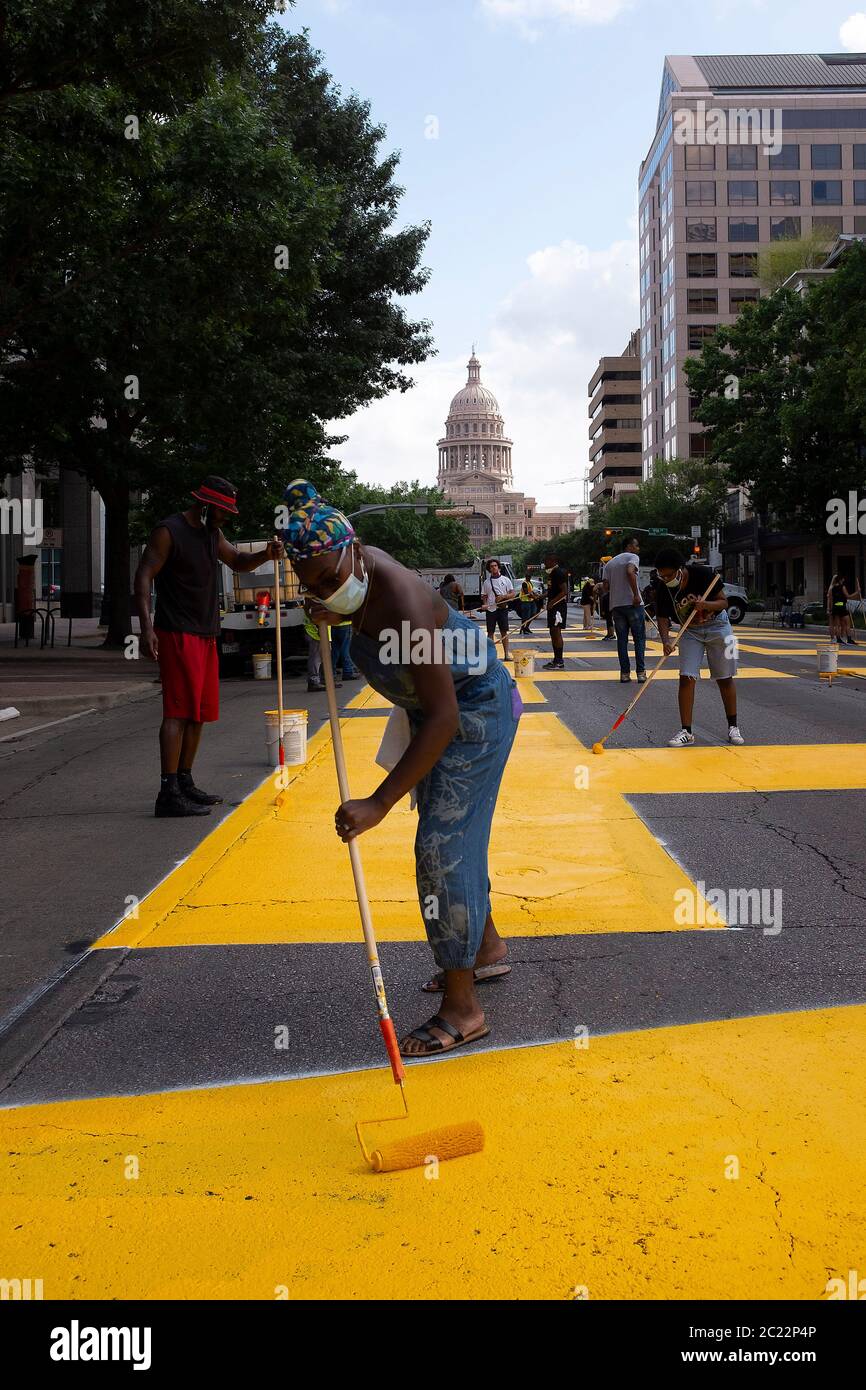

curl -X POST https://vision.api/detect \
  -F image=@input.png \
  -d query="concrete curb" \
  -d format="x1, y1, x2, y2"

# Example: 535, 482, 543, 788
3, 683, 160, 719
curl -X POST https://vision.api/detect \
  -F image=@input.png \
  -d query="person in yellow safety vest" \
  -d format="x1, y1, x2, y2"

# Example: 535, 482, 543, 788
518, 580, 536, 634
303, 609, 343, 693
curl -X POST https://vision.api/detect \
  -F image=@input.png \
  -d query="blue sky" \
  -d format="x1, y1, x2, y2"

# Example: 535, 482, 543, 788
280, 0, 866, 503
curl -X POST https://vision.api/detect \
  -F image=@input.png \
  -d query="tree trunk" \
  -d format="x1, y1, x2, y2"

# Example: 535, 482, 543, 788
102, 479, 132, 648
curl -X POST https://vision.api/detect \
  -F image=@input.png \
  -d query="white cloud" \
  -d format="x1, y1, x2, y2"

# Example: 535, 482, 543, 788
326, 231, 639, 507
480, 0, 632, 42
840, 12, 866, 49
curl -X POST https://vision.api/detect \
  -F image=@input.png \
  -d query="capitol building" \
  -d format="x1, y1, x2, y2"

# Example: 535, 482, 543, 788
436, 352, 585, 548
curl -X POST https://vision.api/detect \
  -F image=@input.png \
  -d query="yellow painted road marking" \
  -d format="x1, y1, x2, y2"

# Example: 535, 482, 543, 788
3, 1006, 863, 1300
582, 743, 866, 794
736, 643, 866, 657
95, 710, 726, 949
529, 667, 793, 681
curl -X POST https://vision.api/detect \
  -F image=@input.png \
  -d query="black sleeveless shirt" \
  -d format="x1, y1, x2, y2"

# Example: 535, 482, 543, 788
153, 514, 220, 636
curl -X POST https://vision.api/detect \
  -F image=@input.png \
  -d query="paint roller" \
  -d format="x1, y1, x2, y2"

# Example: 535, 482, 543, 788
316, 618, 484, 1174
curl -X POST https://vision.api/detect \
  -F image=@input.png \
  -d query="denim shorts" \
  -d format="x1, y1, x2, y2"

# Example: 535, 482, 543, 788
678, 614, 737, 679
409, 663, 521, 969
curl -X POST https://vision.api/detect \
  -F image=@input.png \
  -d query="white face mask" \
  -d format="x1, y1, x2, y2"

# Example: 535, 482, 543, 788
326, 545, 369, 615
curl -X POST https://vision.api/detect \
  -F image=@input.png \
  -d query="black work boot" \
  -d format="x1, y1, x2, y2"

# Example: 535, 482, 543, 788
155, 787, 212, 818
177, 772, 223, 806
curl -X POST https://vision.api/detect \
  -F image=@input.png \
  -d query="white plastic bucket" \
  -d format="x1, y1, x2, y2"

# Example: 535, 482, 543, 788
514, 650, 535, 678
265, 709, 308, 767
818, 646, 838, 677
253, 652, 272, 681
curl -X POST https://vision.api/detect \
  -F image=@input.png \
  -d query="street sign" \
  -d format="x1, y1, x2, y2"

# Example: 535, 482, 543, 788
647, 528, 667, 535
691, 525, 701, 539
42, 528, 63, 548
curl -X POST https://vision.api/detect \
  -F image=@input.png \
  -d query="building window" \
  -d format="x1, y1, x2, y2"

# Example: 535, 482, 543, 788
812, 180, 842, 205
770, 180, 799, 205
793, 557, 805, 595
686, 217, 716, 241
728, 216, 758, 241
855, 181, 866, 205
729, 252, 757, 278
811, 144, 842, 170
855, 145, 866, 170
770, 215, 801, 240
855, 216, 866, 233
687, 288, 718, 313
730, 287, 760, 310
813, 215, 842, 235
727, 145, 757, 170
689, 432, 710, 457
41, 548, 61, 599
686, 180, 716, 206
769, 144, 799, 170
685, 145, 715, 170
728, 180, 758, 206
686, 252, 717, 277
687, 324, 717, 351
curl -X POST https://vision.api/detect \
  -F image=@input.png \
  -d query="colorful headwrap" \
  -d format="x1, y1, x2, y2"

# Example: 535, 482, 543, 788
281, 479, 355, 560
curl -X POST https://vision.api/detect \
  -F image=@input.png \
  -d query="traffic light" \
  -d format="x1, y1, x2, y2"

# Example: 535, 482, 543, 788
604, 528, 614, 538
692, 542, 701, 555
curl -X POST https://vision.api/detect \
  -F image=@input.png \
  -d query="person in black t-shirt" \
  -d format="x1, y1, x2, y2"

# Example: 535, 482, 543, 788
134, 476, 284, 817
652, 548, 743, 747
542, 551, 569, 669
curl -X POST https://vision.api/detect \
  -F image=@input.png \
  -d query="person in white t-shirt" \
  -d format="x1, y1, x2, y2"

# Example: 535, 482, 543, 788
481, 559, 515, 662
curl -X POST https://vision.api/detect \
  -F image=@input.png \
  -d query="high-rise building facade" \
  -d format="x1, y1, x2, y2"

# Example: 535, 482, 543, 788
638, 53, 866, 477
437, 352, 584, 546
587, 330, 642, 504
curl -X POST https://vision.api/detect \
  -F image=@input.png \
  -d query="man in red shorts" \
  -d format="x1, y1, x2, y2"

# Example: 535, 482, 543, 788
134, 476, 283, 818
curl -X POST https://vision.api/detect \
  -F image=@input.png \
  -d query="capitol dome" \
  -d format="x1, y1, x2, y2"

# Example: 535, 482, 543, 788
447, 354, 503, 420
437, 352, 514, 495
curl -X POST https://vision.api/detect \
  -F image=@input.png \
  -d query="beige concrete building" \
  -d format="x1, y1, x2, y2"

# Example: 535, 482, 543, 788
638, 52, 866, 478
587, 330, 642, 504
437, 352, 584, 546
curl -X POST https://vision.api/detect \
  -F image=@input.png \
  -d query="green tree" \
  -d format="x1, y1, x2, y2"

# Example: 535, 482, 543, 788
757, 228, 835, 292
0, 19, 432, 643
0, 0, 272, 104
333, 479, 474, 569
592, 455, 728, 541
684, 241, 866, 532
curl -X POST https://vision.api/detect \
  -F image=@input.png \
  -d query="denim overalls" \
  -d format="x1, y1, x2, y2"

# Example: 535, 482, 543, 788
350, 607, 522, 969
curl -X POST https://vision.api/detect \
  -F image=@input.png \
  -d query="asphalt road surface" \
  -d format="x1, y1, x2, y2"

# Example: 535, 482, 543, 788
2, 616, 864, 1300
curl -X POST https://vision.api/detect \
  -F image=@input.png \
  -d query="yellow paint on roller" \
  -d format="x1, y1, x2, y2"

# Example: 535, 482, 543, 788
95, 710, 727, 948
368, 1119, 485, 1172
2, 1005, 864, 1300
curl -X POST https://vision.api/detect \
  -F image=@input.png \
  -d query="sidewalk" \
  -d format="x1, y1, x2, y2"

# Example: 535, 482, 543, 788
0, 627, 160, 729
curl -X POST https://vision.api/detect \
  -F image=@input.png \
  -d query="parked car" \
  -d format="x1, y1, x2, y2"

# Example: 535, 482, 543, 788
722, 581, 749, 625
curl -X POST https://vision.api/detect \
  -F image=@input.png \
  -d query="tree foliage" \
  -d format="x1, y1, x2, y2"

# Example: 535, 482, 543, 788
685, 240, 866, 532
0, 9, 433, 642
756, 227, 836, 293
521, 456, 728, 575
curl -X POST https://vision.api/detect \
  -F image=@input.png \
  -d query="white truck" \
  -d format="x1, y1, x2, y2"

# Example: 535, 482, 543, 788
414, 556, 517, 609
218, 544, 306, 674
